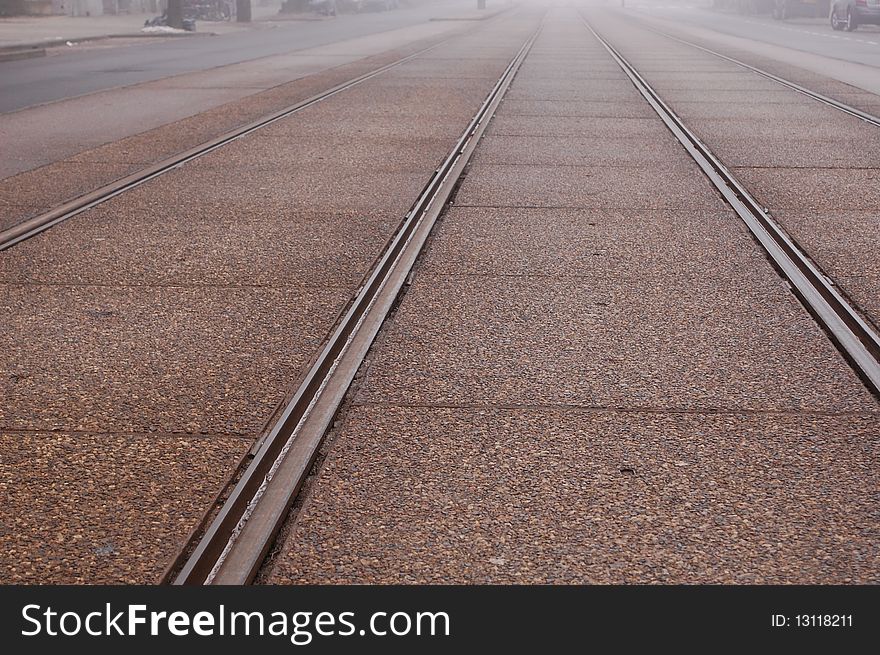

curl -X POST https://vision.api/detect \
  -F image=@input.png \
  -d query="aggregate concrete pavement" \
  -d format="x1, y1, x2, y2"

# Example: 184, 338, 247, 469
269, 407, 878, 584
266, 8, 879, 585
0, 432, 250, 584
586, 9, 880, 328
0, 8, 479, 180
0, 9, 542, 583
622, 4, 880, 97
0, 19, 502, 236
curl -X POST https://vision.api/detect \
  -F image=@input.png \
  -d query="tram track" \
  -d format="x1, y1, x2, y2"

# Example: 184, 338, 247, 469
169, 19, 545, 585
633, 21, 880, 128
581, 15, 880, 398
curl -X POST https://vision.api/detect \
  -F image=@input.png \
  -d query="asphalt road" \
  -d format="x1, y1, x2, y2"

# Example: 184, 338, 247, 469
625, 0, 880, 67
0, 1, 477, 114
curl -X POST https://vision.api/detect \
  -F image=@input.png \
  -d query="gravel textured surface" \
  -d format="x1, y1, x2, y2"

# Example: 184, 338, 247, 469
504, 85, 642, 102
772, 210, 880, 325
588, 9, 880, 350
684, 117, 872, 143
0, 161, 139, 230
422, 207, 764, 278
473, 135, 688, 166
0, 284, 350, 435
0, 207, 402, 288
455, 163, 724, 209
268, 9, 879, 586
696, 136, 880, 168
0, 431, 249, 583
733, 167, 880, 212
487, 115, 671, 138
498, 99, 656, 118
269, 407, 879, 584
354, 273, 874, 413
1, 12, 542, 582
192, 134, 451, 173
103, 166, 431, 215
3, 28, 479, 228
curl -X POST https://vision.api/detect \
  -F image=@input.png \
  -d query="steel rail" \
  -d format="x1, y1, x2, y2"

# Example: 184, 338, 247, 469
582, 16, 880, 397
171, 20, 545, 585
0, 28, 489, 252
630, 18, 880, 128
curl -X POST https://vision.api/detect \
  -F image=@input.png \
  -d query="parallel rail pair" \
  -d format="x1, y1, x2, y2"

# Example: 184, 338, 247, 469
4, 11, 879, 584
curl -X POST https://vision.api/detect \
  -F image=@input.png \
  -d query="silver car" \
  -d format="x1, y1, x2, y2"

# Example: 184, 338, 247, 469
831, 0, 880, 30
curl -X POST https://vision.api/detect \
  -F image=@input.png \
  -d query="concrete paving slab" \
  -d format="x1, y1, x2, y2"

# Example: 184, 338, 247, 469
684, 117, 874, 143
650, 89, 802, 104
642, 77, 783, 93
422, 207, 766, 278
704, 136, 880, 168
0, 284, 349, 435
734, 167, 880, 212
486, 115, 670, 138
498, 99, 656, 118
191, 134, 451, 173
418, 47, 517, 60
518, 57, 623, 71
504, 85, 643, 102
110, 166, 430, 215
671, 100, 854, 122
0, 207, 401, 289
269, 407, 879, 584
454, 164, 724, 210
472, 135, 688, 166
259, 97, 481, 125
0, 431, 249, 584
255, 110, 466, 140
355, 274, 875, 413
513, 68, 629, 81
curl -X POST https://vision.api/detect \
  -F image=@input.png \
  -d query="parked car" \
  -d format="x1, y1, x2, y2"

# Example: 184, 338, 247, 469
830, 0, 880, 30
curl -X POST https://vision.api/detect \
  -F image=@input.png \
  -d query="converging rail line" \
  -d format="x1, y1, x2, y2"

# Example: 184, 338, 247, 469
170, 19, 545, 586
635, 21, 880, 128
582, 15, 880, 398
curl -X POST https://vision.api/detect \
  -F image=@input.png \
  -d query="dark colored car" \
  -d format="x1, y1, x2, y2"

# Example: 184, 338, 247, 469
830, 0, 880, 30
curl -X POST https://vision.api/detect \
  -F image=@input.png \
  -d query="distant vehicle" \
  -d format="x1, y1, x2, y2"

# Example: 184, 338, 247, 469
830, 0, 880, 29
309, 0, 338, 15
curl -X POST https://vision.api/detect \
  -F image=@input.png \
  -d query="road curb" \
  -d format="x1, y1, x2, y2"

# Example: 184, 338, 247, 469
0, 30, 213, 56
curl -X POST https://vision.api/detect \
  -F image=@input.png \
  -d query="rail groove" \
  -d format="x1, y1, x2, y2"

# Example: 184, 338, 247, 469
582, 16, 880, 397
0, 30, 483, 252
171, 20, 544, 585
